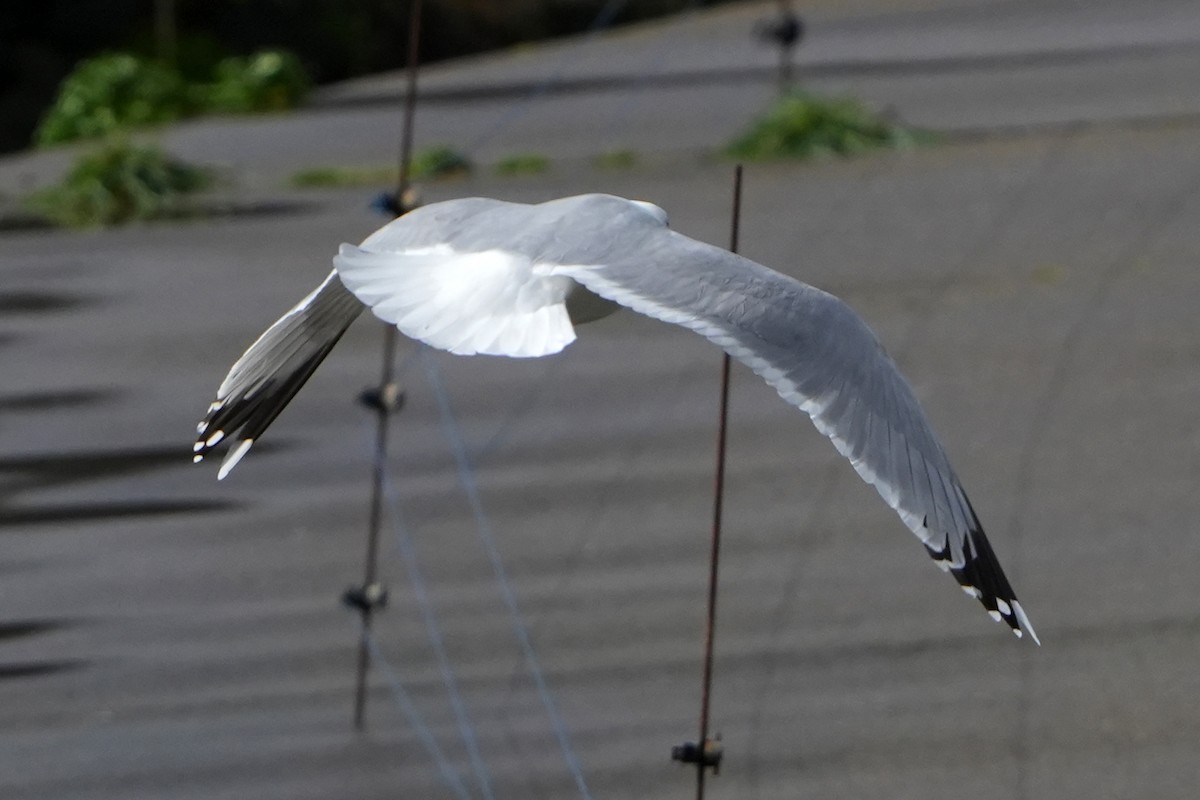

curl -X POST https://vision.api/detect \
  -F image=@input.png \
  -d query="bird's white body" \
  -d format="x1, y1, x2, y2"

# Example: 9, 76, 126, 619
195, 193, 1037, 643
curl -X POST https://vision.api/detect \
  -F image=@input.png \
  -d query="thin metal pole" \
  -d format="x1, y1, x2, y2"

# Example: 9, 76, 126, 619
395, 0, 424, 202
695, 164, 743, 799
353, 0, 424, 731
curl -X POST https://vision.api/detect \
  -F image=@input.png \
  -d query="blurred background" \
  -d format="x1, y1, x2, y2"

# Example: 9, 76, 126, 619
2, 1, 1200, 798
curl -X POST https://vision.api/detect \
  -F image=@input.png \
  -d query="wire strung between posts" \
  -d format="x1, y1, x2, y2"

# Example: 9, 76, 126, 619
471, 359, 565, 464
380, 462, 496, 800
361, 625, 474, 800
418, 347, 594, 800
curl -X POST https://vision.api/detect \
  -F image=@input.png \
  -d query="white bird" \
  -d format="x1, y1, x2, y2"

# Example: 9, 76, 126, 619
194, 193, 1038, 643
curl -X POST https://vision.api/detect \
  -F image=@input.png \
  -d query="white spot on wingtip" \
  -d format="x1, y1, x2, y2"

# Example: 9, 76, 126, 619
1013, 629, 1023, 638
193, 441, 204, 452
1012, 600, 1040, 645
997, 598, 1012, 615
197, 421, 208, 434
217, 439, 254, 480
193, 454, 203, 463
988, 610, 1002, 622
205, 430, 225, 447
961, 585, 982, 599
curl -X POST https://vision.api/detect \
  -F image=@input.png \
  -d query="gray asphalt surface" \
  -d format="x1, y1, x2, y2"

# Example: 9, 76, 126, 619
3, 1, 1200, 798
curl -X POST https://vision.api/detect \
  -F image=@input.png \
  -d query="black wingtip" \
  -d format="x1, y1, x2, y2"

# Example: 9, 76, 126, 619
926, 527, 1039, 645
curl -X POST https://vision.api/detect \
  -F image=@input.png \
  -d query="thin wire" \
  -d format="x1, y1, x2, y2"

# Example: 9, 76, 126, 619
418, 347, 594, 800
361, 624, 474, 800
472, 357, 566, 463
381, 459, 496, 800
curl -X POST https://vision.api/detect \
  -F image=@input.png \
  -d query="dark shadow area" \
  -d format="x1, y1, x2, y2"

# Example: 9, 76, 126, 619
0, 198, 321, 235
0, 212, 55, 234
0, 498, 239, 527
0, 619, 74, 641
0, 441, 284, 495
0, 660, 86, 680
0, 442, 276, 527
0, 290, 93, 315
0, 620, 85, 681
188, 197, 324, 221
0, 387, 117, 413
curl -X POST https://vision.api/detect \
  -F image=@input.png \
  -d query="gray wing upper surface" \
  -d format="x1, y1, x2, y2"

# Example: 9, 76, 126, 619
550, 214, 1036, 641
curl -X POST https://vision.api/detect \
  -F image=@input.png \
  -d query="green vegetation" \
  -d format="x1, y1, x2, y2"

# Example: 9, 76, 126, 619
495, 153, 550, 176
289, 165, 397, 188
289, 147, 471, 188
207, 50, 310, 113
27, 139, 211, 227
592, 148, 639, 170
410, 146, 472, 180
1030, 263, 1067, 287
35, 54, 194, 146
35, 49, 310, 147
724, 93, 924, 161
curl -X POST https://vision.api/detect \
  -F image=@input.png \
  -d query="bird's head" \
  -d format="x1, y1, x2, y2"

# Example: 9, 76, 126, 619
631, 200, 669, 226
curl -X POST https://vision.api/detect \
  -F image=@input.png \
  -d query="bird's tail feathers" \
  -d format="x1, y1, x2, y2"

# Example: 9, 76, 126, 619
194, 271, 363, 478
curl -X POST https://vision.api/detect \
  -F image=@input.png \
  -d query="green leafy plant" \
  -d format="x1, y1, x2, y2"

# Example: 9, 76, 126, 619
725, 93, 923, 161
27, 139, 212, 227
495, 153, 550, 176
35, 49, 311, 147
206, 50, 310, 113
35, 53, 195, 146
410, 146, 472, 180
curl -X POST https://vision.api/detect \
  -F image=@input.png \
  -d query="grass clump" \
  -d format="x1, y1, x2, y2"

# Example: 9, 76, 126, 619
592, 148, 639, 170
410, 146, 472, 180
495, 153, 550, 176
725, 92, 923, 161
289, 165, 397, 188
289, 146, 471, 189
27, 139, 211, 227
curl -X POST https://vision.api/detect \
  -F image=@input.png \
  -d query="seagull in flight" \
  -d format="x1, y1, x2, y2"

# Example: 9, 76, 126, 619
194, 193, 1038, 643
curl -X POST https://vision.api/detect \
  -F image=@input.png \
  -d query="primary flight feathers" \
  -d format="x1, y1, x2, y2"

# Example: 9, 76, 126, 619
194, 193, 1037, 643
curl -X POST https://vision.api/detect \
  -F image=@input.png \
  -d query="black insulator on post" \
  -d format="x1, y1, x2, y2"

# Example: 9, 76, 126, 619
358, 384, 405, 414
369, 187, 423, 218
671, 736, 724, 775
756, 9, 805, 49
342, 582, 390, 613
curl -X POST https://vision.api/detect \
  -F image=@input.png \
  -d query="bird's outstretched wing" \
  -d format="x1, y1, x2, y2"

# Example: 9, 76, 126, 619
193, 271, 363, 478
552, 228, 1038, 642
